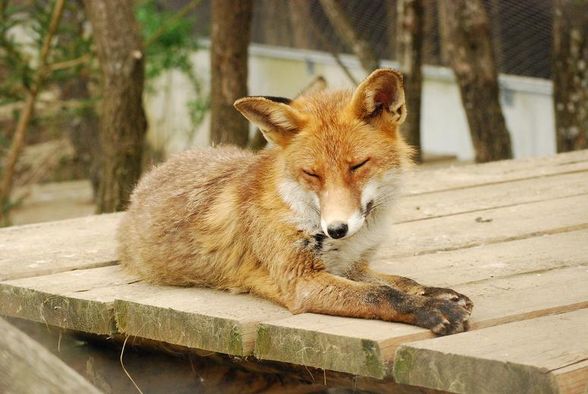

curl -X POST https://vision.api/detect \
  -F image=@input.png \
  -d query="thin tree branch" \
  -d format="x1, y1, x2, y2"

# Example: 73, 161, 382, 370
44, 0, 202, 75
0, 0, 65, 225
48, 53, 91, 72
144, 0, 202, 47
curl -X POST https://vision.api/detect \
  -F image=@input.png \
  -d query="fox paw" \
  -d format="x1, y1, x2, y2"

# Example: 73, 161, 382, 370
422, 286, 474, 313
415, 298, 471, 336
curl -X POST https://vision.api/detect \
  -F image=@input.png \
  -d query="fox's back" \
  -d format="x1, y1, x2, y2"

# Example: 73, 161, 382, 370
117, 146, 256, 285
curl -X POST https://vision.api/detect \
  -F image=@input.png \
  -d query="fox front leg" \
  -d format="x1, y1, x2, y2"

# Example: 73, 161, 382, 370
284, 272, 470, 335
347, 267, 474, 314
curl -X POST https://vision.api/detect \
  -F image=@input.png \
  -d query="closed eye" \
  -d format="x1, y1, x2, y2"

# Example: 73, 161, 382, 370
302, 169, 319, 178
350, 158, 370, 171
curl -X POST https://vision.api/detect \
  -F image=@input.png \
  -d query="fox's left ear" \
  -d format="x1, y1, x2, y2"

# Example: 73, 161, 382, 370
234, 96, 306, 147
350, 68, 406, 125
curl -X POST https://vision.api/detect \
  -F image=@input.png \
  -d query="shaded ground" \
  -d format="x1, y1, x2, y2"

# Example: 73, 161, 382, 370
11, 180, 95, 226
7, 317, 360, 394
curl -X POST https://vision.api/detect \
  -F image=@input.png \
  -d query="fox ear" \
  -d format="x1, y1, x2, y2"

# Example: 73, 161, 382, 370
234, 96, 305, 147
350, 68, 406, 124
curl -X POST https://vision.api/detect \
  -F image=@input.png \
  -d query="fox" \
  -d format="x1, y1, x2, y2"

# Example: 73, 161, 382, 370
118, 69, 473, 335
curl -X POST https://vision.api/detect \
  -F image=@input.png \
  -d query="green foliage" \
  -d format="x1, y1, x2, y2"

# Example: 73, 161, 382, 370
0, 0, 208, 156
0, 1, 32, 105
0, 0, 93, 104
137, 0, 198, 80
136, 0, 209, 131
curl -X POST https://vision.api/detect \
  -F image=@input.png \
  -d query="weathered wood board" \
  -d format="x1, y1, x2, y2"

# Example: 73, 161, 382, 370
0, 150, 587, 385
0, 317, 102, 394
372, 228, 588, 287
393, 309, 588, 394
255, 264, 588, 378
403, 149, 588, 195
114, 283, 290, 356
379, 194, 588, 259
0, 265, 136, 334
0, 213, 122, 281
395, 170, 588, 222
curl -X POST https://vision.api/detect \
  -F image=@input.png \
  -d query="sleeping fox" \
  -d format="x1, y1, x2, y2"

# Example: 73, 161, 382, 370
118, 69, 473, 335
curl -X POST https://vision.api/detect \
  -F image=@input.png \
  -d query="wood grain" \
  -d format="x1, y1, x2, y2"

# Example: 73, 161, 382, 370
378, 194, 588, 259
0, 317, 101, 394
394, 309, 588, 394
0, 265, 135, 334
403, 149, 588, 195
0, 213, 122, 281
114, 283, 290, 356
255, 265, 588, 378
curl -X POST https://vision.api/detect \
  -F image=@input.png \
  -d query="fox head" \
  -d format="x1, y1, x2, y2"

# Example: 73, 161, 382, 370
235, 69, 412, 240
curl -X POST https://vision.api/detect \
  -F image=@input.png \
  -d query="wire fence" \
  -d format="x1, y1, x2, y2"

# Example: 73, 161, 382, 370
187, 0, 553, 79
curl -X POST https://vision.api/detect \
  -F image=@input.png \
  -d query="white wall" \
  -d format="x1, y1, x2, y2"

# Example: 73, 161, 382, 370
145, 42, 555, 161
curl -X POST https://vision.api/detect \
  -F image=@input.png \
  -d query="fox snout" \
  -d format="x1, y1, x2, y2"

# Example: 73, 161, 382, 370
319, 188, 365, 239
322, 215, 365, 239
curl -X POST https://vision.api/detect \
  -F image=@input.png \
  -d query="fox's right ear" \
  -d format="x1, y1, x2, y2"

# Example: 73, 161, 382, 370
234, 97, 306, 147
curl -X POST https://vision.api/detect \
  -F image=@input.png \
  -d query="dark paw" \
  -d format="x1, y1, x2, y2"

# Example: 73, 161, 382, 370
423, 286, 474, 313
415, 298, 471, 336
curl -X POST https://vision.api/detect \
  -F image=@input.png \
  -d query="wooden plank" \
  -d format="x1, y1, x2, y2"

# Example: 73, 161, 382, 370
0, 159, 584, 283
395, 170, 588, 222
0, 213, 122, 281
553, 361, 588, 394
0, 265, 137, 334
378, 194, 588, 259
403, 149, 588, 195
0, 263, 291, 356
0, 317, 102, 394
255, 265, 588, 378
372, 228, 588, 287
393, 309, 588, 394
114, 284, 290, 356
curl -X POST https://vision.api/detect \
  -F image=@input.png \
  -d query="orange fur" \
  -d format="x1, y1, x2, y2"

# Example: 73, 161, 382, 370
118, 69, 473, 335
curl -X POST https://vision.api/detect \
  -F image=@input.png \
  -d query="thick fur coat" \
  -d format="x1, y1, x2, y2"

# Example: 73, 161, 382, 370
118, 69, 472, 335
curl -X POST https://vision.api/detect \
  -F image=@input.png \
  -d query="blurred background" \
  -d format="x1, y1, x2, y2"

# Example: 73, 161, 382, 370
0, 0, 586, 227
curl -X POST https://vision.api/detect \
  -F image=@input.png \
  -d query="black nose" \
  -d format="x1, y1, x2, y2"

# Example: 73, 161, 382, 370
327, 222, 348, 239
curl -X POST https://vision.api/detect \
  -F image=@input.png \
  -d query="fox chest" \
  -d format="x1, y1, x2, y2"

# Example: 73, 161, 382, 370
303, 222, 386, 276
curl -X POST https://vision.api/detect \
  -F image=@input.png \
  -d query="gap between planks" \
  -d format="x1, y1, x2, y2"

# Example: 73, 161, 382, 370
2, 167, 586, 283
377, 193, 588, 259
403, 149, 588, 196
2, 227, 587, 378
255, 264, 588, 378
393, 309, 588, 394
2, 151, 586, 283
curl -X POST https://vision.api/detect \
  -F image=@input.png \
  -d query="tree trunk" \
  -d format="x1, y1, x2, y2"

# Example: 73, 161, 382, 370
423, 2, 441, 66
255, 0, 292, 47
210, 0, 252, 147
438, 0, 513, 162
289, 0, 314, 49
489, 0, 504, 72
83, 0, 147, 213
386, 0, 397, 59
319, 0, 380, 73
553, 0, 588, 152
396, 0, 424, 163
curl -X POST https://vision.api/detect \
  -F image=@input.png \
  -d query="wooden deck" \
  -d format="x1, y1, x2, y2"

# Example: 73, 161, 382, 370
1, 150, 587, 393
